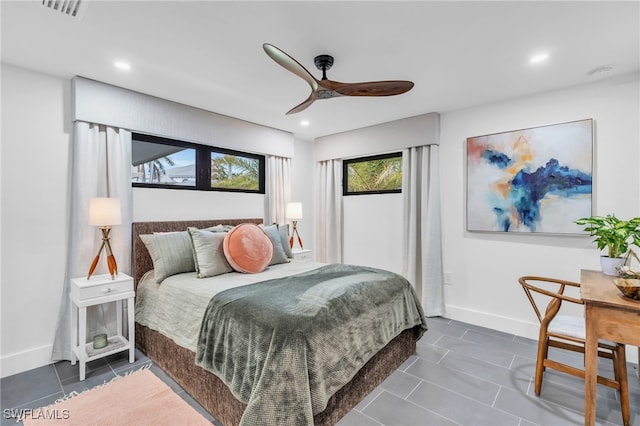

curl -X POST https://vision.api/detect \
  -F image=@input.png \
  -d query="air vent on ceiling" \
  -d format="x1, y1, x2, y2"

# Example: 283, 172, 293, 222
39, 0, 88, 19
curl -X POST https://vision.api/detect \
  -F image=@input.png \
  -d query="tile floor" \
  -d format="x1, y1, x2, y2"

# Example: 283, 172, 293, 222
1, 317, 638, 425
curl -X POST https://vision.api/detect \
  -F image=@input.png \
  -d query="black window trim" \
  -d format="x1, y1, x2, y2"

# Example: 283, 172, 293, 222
343, 151, 403, 196
132, 132, 265, 194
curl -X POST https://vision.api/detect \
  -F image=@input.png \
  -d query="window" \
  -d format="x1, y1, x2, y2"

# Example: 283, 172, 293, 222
131, 133, 265, 193
343, 152, 402, 195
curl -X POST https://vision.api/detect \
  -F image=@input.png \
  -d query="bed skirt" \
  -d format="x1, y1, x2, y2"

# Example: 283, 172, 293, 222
136, 323, 419, 425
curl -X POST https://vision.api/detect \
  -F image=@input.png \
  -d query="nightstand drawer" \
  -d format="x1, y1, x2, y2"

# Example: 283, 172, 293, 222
71, 274, 133, 301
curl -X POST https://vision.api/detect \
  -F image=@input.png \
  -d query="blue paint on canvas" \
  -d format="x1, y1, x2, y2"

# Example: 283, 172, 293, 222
500, 158, 592, 231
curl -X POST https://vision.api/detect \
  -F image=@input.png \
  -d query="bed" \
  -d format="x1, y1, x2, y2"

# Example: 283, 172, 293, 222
132, 218, 426, 425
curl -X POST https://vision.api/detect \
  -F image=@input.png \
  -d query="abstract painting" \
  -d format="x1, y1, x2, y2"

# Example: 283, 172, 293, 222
466, 119, 593, 234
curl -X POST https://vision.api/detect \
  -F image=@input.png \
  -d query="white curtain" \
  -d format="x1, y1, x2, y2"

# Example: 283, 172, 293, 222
315, 159, 343, 263
51, 122, 132, 361
402, 145, 444, 316
265, 155, 291, 225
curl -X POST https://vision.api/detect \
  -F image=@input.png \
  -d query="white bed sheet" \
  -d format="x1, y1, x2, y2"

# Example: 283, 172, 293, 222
135, 259, 324, 351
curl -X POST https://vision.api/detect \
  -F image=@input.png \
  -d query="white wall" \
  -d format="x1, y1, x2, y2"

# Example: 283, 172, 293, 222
0, 64, 316, 377
439, 72, 639, 361
1, 64, 72, 377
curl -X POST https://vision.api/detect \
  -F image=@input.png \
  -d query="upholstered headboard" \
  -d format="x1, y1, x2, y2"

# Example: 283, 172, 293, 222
131, 218, 263, 289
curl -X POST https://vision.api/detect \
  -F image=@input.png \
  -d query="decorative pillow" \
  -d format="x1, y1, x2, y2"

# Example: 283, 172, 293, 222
223, 223, 274, 273
261, 224, 290, 265
139, 232, 195, 283
187, 227, 233, 278
203, 224, 234, 233
277, 224, 294, 259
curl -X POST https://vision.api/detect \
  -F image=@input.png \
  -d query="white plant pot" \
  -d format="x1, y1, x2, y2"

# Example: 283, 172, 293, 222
600, 256, 624, 276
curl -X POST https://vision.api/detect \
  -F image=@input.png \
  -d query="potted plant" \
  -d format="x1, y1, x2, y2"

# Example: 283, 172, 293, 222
575, 214, 640, 275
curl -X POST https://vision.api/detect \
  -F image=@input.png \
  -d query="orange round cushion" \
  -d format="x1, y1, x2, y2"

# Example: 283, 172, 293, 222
223, 223, 274, 273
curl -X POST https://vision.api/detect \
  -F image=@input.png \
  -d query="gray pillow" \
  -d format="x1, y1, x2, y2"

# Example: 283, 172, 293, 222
187, 227, 233, 278
278, 224, 294, 258
262, 224, 290, 265
140, 232, 195, 283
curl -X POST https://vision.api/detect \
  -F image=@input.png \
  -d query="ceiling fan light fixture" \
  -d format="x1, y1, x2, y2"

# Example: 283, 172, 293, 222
263, 43, 414, 115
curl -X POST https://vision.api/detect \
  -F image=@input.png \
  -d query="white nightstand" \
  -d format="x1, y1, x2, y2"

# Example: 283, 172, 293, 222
292, 248, 312, 260
70, 273, 135, 380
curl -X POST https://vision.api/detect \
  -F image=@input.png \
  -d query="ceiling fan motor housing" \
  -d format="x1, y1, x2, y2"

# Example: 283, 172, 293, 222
314, 55, 334, 79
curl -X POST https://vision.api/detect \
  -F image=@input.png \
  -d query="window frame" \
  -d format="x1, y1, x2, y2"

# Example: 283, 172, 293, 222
131, 132, 265, 194
342, 152, 403, 196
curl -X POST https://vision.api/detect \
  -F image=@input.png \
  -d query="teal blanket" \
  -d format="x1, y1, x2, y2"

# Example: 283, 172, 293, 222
195, 264, 427, 425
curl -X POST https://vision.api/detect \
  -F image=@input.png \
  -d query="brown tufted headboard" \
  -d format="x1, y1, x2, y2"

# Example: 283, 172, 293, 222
131, 218, 263, 289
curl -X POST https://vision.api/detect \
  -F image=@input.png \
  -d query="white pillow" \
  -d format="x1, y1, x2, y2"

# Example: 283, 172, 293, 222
140, 232, 195, 283
187, 227, 233, 278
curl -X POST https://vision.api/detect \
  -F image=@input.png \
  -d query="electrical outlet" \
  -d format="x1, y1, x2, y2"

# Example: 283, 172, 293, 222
444, 272, 453, 285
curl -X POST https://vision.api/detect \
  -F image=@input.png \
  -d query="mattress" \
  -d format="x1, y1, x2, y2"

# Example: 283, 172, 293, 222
134, 258, 325, 350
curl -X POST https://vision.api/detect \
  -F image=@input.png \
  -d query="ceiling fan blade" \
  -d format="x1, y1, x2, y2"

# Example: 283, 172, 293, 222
263, 43, 318, 91
334, 80, 414, 97
286, 93, 316, 115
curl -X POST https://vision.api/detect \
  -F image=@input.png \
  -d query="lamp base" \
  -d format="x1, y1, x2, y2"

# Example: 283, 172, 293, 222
87, 226, 118, 280
289, 221, 304, 250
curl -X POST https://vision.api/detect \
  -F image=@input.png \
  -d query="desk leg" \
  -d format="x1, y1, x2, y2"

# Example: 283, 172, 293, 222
584, 304, 598, 426
127, 297, 135, 363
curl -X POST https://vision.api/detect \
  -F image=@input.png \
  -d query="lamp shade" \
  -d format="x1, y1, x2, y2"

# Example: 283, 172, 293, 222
286, 202, 303, 220
88, 197, 122, 226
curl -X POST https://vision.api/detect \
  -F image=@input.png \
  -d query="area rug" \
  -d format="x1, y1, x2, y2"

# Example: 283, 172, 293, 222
22, 368, 211, 425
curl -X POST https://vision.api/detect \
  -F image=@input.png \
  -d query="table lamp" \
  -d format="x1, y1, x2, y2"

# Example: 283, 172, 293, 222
286, 202, 303, 250
87, 197, 121, 279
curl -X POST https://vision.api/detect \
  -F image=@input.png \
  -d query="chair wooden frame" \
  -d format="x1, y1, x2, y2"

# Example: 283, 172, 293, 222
518, 276, 630, 425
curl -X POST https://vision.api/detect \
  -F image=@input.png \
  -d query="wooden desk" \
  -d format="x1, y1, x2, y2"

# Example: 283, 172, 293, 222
581, 269, 640, 426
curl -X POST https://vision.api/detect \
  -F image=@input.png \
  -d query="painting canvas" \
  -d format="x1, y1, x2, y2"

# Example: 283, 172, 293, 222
466, 119, 593, 234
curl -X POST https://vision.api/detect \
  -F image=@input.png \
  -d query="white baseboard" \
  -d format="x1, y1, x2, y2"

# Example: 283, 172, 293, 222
443, 304, 639, 364
1, 344, 53, 378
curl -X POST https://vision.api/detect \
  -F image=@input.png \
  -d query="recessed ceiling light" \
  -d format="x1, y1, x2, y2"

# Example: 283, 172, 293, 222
300, 120, 310, 127
114, 61, 131, 71
529, 52, 549, 64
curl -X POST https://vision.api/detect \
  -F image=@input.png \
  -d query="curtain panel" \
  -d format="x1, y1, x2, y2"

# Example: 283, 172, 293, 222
52, 122, 132, 361
315, 159, 343, 263
265, 155, 291, 225
402, 145, 444, 317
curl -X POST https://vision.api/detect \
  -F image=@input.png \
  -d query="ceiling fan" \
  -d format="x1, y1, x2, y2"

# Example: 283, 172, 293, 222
263, 43, 414, 115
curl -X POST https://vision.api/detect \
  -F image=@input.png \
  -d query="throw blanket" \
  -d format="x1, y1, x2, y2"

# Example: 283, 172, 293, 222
196, 264, 427, 425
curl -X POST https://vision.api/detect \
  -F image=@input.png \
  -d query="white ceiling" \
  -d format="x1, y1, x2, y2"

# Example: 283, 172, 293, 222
2, 1, 638, 140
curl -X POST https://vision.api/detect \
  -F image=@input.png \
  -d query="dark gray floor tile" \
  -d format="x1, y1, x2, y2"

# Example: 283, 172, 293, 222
1, 364, 60, 409
461, 330, 538, 360
494, 386, 601, 426
408, 380, 521, 425
514, 335, 538, 346
425, 320, 467, 339
378, 370, 421, 399
1, 391, 64, 426
336, 409, 382, 426
436, 335, 515, 368
406, 357, 499, 406
448, 319, 517, 341
60, 366, 115, 395
398, 354, 419, 372
362, 391, 457, 426
438, 349, 531, 394
354, 388, 383, 411
415, 341, 448, 364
